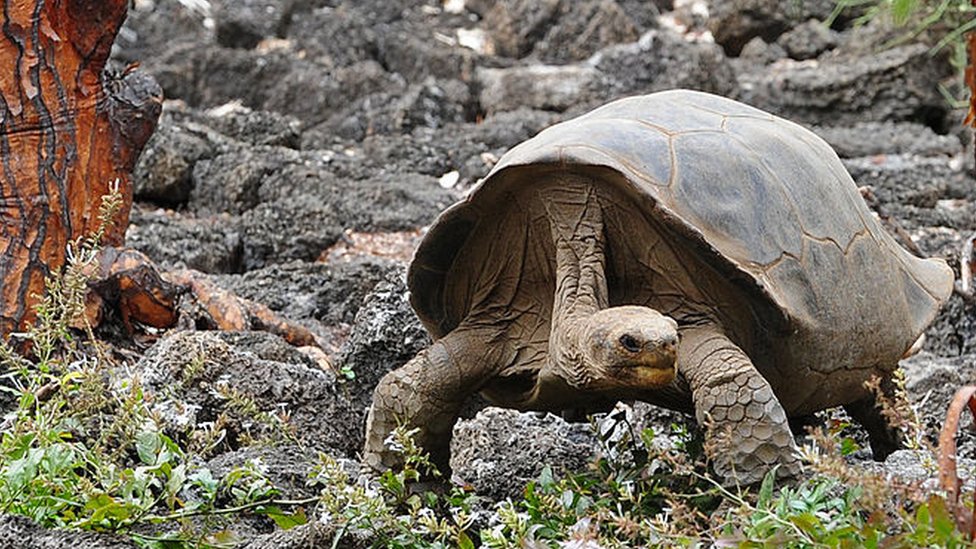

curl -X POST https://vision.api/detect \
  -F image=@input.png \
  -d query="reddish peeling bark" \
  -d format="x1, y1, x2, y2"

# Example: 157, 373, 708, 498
0, 0, 161, 336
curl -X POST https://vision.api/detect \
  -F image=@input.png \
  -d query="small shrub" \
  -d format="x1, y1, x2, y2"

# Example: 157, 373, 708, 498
309, 426, 478, 548
0, 183, 311, 547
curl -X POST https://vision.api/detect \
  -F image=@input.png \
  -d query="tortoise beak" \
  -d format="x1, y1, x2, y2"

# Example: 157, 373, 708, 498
616, 337, 678, 387
620, 335, 678, 370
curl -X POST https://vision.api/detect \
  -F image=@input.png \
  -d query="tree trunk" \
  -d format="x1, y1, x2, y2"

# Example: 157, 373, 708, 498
0, 0, 161, 336
967, 21, 975, 168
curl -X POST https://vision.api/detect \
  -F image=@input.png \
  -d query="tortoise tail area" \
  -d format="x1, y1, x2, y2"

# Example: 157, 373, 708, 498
898, 250, 954, 345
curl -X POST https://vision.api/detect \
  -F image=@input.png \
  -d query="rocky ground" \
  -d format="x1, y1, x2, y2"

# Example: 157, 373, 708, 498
10, 0, 976, 546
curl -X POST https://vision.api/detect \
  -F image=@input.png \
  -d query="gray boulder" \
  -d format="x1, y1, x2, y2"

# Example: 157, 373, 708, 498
738, 44, 953, 128
212, 0, 291, 49
134, 122, 215, 207
738, 37, 787, 65
706, 0, 835, 55
287, 5, 377, 69
126, 207, 244, 274
211, 258, 400, 350
190, 146, 287, 215
478, 28, 736, 115
477, 65, 603, 114
374, 21, 476, 83
452, 408, 598, 500
136, 331, 364, 457
815, 122, 962, 158
845, 154, 976, 230
199, 106, 302, 149
0, 515, 137, 549
113, 0, 210, 64
335, 271, 431, 410
592, 29, 737, 98
776, 18, 839, 60
150, 46, 400, 130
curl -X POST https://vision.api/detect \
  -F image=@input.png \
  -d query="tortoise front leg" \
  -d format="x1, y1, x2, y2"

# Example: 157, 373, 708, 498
679, 326, 802, 484
363, 326, 505, 475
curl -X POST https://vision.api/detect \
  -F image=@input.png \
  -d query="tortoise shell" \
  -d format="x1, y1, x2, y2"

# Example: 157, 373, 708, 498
408, 89, 952, 409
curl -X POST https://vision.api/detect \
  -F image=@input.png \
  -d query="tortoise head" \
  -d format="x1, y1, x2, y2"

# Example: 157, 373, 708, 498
577, 306, 678, 391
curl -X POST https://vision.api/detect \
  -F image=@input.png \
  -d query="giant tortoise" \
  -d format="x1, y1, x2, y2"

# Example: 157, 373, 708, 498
363, 89, 953, 483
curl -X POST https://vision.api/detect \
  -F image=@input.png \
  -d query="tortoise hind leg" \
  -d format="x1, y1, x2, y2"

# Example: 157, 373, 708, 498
364, 325, 508, 476
679, 326, 802, 485
843, 372, 905, 461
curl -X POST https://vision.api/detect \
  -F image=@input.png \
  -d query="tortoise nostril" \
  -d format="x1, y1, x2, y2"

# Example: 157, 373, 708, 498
619, 334, 641, 353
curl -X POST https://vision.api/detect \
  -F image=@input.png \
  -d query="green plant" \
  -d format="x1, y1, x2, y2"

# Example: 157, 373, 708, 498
707, 424, 974, 548
829, 0, 976, 45
480, 412, 718, 548
309, 425, 477, 549
0, 183, 311, 547
716, 471, 876, 547
338, 363, 356, 381
303, 400, 976, 548
214, 384, 298, 447
829, 0, 976, 103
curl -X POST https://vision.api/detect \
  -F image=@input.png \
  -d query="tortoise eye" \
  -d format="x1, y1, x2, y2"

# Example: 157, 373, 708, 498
619, 334, 641, 353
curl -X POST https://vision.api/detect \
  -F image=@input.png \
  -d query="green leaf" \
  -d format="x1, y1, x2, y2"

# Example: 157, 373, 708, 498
188, 468, 219, 501
135, 431, 161, 466
159, 433, 183, 460
914, 503, 932, 536
41, 444, 76, 475
6, 448, 43, 492
83, 493, 131, 527
891, 0, 917, 24
262, 506, 307, 530
559, 489, 576, 510
538, 466, 555, 489
7, 433, 37, 460
927, 496, 956, 540
164, 463, 186, 509
204, 529, 240, 547
840, 437, 859, 456
790, 512, 823, 535
861, 523, 880, 549
757, 466, 777, 509
457, 529, 475, 549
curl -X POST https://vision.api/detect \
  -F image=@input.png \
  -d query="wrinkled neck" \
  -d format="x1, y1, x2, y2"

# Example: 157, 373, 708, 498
542, 179, 610, 389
